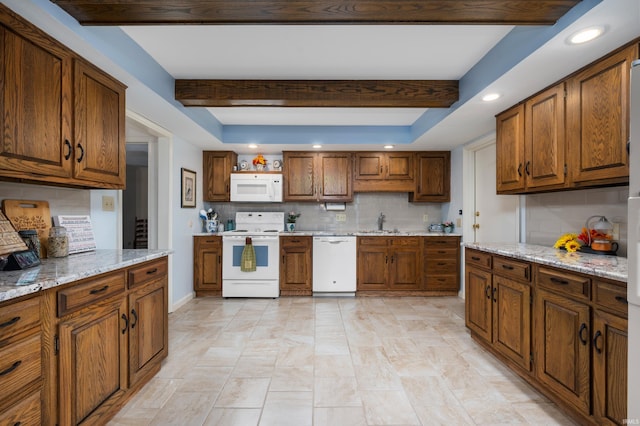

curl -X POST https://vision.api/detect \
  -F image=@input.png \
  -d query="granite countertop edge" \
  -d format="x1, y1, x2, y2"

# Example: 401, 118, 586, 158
0, 249, 172, 303
464, 242, 627, 283
195, 231, 462, 237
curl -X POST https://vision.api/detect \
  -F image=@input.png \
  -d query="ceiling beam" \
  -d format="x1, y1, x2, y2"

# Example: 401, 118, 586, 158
175, 80, 459, 108
51, 1, 581, 25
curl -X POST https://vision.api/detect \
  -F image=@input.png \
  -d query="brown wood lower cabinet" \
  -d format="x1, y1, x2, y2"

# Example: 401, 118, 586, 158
423, 236, 460, 294
280, 235, 312, 296
357, 236, 422, 293
465, 248, 628, 425
193, 235, 223, 296
42, 256, 169, 425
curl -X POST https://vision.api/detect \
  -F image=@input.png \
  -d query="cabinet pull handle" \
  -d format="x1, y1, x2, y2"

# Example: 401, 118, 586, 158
492, 287, 497, 302
64, 140, 72, 160
471, 256, 481, 261
485, 285, 491, 299
282, 255, 285, 264
218, 255, 221, 264
121, 314, 128, 334
76, 143, 85, 163
205, 240, 216, 243
0, 360, 21, 377
525, 161, 531, 176
89, 285, 109, 295
593, 330, 603, 354
290, 239, 300, 243
615, 296, 628, 304
517, 163, 522, 177
549, 277, 569, 285
0, 316, 20, 328
501, 264, 514, 270
14, 422, 22, 426
146, 268, 158, 275
385, 255, 388, 264
131, 309, 138, 329
437, 262, 446, 266
578, 323, 588, 345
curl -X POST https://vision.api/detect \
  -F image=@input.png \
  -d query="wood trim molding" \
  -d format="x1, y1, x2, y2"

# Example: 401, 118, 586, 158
52, 1, 581, 25
175, 79, 459, 108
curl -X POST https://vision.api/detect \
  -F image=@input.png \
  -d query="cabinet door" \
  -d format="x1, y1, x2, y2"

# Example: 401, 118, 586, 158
412, 152, 450, 202
58, 297, 128, 425
593, 309, 627, 425
389, 238, 422, 290
525, 83, 566, 190
492, 275, 531, 371
73, 59, 126, 188
128, 278, 168, 387
280, 237, 312, 295
465, 265, 492, 342
567, 44, 637, 184
0, 26, 72, 179
203, 151, 236, 201
496, 104, 525, 193
193, 236, 222, 294
318, 153, 352, 201
357, 246, 388, 290
386, 153, 414, 180
354, 153, 384, 180
283, 152, 317, 200
534, 289, 590, 414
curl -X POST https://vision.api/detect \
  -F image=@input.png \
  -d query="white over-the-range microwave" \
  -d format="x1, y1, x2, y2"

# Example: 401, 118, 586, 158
230, 173, 283, 202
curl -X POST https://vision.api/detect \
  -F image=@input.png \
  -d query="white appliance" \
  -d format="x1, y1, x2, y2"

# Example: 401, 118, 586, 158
230, 173, 283, 203
222, 212, 284, 297
628, 59, 640, 421
312, 236, 357, 295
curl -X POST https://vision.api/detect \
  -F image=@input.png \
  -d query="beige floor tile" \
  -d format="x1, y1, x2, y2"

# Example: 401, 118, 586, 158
412, 402, 476, 425
178, 366, 233, 393
360, 390, 421, 425
259, 391, 313, 426
270, 366, 314, 391
215, 377, 271, 408
314, 377, 362, 407
401, 376, 459, 407
314, 354, 356, 377
461, 398, 529, 425
231, 353, 278, 377
314, 407, 368, 426
513, 401, 581, 425
203, 408, 262, 426
149, 391, 217, 425
276, 344, 315, 367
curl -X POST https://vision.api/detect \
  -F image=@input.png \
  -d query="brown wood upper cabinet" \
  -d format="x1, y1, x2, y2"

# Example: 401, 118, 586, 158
283, 151, 352, 202
496, 40, 638, 194
203, 151, 237, 202
0, 5, 126, 189
410, 151, 450, 202
353, 152, 414, 192
497, 83, 566, 193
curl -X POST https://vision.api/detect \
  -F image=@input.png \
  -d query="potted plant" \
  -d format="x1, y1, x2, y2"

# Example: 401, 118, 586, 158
286, 211, 301, 232
442, 221, 454, 233
253, 154, 267, 171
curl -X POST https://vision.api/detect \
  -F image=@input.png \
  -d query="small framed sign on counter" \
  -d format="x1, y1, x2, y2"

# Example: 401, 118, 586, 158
53, 215, 96, 254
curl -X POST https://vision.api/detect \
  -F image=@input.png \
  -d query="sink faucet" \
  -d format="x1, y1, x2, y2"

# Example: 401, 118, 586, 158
377, 212, 385, 231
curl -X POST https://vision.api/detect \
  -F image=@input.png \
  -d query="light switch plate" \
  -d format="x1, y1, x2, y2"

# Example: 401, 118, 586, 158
336, 213, 347, 222
423, 214, 429, 223
102, 195, 115, 211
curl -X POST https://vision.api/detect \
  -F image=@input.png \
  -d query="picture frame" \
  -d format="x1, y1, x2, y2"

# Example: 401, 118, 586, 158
181, 168, 196, 208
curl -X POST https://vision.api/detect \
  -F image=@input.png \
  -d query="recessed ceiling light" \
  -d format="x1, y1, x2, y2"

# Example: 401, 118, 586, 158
482, 93, 500, 102
312, 144, 322, 149
248, 143, 258, 149
384, 145, 395, 149
568, 26, 604, 45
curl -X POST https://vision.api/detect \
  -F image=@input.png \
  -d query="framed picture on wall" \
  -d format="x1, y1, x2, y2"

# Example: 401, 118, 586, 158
181, 168, 196, 208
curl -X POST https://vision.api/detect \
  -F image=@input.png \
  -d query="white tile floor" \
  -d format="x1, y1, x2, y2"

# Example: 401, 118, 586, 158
109, 296, 577, 426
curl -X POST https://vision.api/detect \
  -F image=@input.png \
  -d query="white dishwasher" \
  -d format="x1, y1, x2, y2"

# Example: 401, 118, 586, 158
313, 236, 357, 295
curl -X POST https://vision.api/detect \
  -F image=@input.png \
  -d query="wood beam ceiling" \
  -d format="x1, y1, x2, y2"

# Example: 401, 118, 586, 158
51, 1, 581, 25
175, 80, 459, 108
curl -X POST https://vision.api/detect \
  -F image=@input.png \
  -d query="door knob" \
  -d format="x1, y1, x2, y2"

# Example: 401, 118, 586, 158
472, 224, 480, 229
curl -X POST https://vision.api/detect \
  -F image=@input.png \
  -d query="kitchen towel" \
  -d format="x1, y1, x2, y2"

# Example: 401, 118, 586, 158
240, 237, 256, 272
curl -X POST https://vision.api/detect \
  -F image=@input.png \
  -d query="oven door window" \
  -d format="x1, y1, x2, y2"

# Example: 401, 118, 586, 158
231, 245, 269, 267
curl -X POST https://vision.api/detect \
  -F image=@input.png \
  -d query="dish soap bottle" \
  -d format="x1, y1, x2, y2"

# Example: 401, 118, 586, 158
240, 237, 256, 272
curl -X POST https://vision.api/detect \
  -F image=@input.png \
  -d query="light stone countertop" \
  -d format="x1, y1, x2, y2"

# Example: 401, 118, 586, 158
464, 242, 627, 283
195, 231, 462, 237
0, 249, 172, 303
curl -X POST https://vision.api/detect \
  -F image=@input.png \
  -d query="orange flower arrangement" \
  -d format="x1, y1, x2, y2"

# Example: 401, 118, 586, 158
253, 154, 267, 166
577, 227, 611, 245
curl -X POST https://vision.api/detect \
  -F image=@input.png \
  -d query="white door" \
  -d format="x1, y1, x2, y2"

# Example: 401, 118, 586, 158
474, 143, 519, 243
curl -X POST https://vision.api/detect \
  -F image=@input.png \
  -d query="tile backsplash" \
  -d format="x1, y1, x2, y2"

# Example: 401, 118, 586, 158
525, 186, 629, 256
206, 193, 444, 233
0, 182, 90, 217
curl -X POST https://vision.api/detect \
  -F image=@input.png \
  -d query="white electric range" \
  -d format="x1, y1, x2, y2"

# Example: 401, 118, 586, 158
221, 212, 284, 298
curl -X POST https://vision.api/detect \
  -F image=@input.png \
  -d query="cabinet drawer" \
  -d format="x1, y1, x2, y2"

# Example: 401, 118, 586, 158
0, 297, 40, 343
0, 389, 41, 426
0, 333, 41, 404
358, 237, 387, 246
425, 247, 458, 258
425, 258, 458, 274
58, 271, 126, 317
194, 235, 221, 247
493, 257, 531, 282
425, 275, 458, 291
537, 266, 590, 300
390, 237, 420, 247
594, 279, 628, 315
128, 258, 168, 289
424, 238, 459, 249
465, 249, 491, 269
280, 236, 312, 248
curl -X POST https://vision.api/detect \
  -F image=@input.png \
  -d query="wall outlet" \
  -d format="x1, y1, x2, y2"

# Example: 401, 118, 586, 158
456, 218, 462, 227
612, 222, 620, 241
102, 195, 115, 211
336, 213, 347, 222
423, 214, 429, 223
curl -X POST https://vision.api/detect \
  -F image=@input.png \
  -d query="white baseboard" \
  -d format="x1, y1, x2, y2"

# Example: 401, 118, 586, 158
170, 291, 195, 313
